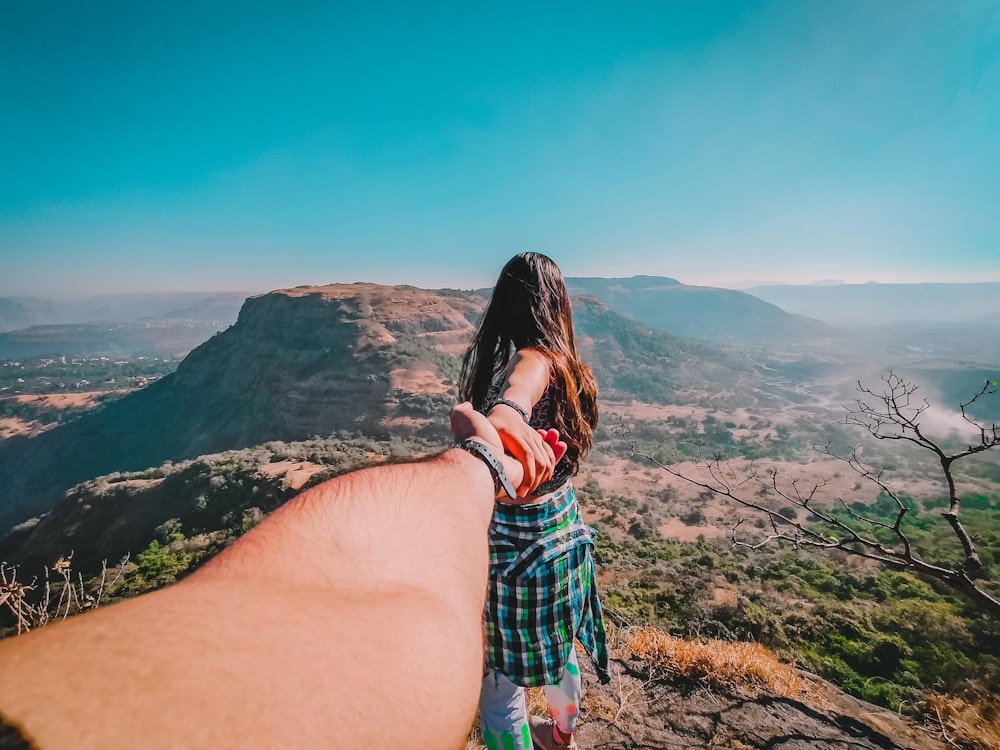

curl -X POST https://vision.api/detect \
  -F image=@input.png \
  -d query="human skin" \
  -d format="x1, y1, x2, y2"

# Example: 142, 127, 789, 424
486, 348, 557, 497
0, 404, 562, 750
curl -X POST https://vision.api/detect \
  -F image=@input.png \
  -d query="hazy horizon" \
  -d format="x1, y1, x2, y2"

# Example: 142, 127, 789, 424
3, 1, 999, 298
5, 275, 1000, 305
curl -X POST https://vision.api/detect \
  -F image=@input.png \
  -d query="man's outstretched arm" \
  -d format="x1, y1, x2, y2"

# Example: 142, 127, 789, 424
0, 404, 545, 750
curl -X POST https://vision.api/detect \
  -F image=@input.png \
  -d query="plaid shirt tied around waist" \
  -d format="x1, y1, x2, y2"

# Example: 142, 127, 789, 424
485, 482, 611, 687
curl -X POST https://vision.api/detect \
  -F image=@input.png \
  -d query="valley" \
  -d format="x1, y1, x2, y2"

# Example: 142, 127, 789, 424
0, 354, 179, 437
0, 280, 997, 746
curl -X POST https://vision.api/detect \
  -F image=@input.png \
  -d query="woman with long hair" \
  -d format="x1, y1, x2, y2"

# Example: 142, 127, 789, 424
460, 252, 610, 750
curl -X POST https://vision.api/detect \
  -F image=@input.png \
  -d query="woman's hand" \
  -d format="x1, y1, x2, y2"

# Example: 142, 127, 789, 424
488, 403, 557, 497
486, 349, 558, 497
450, 403, 565, 500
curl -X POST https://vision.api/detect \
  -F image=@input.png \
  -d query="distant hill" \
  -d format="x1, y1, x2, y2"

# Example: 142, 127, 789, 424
0, 292, 250, 334
565, 275, 829, 340
747, 282, 1000, 326
572, 296, 752, 403
0, 284, 758, 531
0, 298, 55, 332
0, 321, 230, 359
0, 292, 251, 358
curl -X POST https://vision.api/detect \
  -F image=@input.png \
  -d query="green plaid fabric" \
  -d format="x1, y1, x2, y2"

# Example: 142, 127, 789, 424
485, 483, 611, 687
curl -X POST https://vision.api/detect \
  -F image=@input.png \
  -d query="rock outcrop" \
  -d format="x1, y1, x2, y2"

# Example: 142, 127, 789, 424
574, 658, 946, 750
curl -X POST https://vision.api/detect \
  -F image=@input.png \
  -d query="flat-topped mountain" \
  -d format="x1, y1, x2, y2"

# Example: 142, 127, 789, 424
0, 278, 831, 357
0, 283, 755, 531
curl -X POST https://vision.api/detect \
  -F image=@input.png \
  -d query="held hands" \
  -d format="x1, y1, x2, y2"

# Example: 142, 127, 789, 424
486, 402, 560, 497
450, 403, 566, 500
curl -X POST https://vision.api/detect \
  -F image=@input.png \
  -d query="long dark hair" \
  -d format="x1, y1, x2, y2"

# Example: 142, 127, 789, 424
459, 252, 598, 475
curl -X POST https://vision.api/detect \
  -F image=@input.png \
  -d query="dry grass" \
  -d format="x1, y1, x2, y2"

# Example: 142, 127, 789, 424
618, 625, 827, 709
1, 554, 129, 637
257, 460, 327, 490
388, 366, 450, 394
0, 416, 36, 439
14, 392, 105, 409
919, 691, 1000, 750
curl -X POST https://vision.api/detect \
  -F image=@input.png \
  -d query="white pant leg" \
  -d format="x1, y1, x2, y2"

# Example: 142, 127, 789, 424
479, 669, 532, 750
542, 648, 583, 736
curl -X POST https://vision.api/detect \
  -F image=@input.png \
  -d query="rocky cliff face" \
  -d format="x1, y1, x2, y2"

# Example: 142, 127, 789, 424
170, 283, 483, 441
0, 284, 483, 530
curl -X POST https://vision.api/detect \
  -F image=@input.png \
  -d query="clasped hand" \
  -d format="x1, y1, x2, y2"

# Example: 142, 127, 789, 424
450, 402, 566, 500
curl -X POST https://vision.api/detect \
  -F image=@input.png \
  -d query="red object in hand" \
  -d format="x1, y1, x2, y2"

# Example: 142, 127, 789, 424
536, 428, 568, 463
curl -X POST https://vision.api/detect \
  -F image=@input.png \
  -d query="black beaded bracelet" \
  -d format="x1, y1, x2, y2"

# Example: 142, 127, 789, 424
488, 398, 530, 423
454, 438, 517, 499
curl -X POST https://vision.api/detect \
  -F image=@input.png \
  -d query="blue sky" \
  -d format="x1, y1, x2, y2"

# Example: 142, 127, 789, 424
2, 1, 998, 298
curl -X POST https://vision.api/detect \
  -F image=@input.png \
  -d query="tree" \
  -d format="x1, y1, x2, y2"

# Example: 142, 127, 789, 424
617, 372, 1000, 616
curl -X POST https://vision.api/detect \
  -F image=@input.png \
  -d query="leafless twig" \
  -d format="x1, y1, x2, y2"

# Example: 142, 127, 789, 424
615, 372, 1000, 616
1, 554, 131, 638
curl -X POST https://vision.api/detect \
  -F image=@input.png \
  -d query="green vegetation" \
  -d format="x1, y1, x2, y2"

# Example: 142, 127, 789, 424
0, 355, 179, 428
129, 539, 195, 592
395, 392, 455, 418
0, 354, 178, 395
600, 372, 1000, 722
378, 341, 462, 383
608, 409, 850, 465
595, 530, 999, 710
817, 491, 1000, 574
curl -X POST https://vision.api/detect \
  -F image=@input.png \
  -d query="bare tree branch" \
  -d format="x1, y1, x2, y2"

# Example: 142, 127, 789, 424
1, 553, 130, 638
616, 372, 1000, 616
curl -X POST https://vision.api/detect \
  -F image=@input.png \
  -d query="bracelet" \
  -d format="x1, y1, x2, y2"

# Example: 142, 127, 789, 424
454, 439, 517, 499
488, 398, 529, 423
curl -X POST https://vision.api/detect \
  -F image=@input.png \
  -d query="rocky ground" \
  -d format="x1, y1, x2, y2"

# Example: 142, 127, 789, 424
467, 644, 950, 750
573, 657, 946, 750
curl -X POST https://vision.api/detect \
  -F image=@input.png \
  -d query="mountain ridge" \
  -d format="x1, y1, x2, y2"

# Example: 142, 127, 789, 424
0, 283, 756, 531
565, 275, 830, 341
